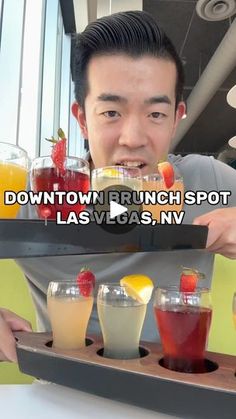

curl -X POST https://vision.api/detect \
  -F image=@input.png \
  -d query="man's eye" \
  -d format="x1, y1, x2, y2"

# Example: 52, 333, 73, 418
103, 111, 120, 118
150, 112, 165, 119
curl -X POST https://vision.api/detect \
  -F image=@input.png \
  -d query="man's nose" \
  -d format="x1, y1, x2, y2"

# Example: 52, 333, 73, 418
118, 116, 148, 148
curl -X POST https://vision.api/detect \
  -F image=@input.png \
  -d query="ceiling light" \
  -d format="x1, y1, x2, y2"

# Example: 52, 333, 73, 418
196, 0, 236, 21
228, 136, 236, 148
226, 85, 236, 108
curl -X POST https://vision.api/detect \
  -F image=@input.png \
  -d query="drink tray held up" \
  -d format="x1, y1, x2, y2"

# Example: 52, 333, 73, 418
0, 220, 208, 258
15, 331, 236, 419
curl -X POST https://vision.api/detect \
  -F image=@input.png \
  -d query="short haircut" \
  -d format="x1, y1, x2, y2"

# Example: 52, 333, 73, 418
73, 10, 185, 109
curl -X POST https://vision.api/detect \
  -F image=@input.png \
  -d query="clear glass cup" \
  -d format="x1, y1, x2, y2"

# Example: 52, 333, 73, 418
153, 286, 212, 373
30, 156, 90, 220
142, 170, 184, 222
47, 280, 94, 350
0, 142, 29, 218
91, 165, 142, 192
97, 283, 147, 359
232, 292, 236, 329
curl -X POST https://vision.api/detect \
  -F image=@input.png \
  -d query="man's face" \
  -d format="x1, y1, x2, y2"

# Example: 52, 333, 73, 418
77, 54, 185, 175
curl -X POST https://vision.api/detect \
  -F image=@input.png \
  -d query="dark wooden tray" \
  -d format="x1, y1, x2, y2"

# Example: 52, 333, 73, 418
0, 220, 208, 258
15, 332, 236, 419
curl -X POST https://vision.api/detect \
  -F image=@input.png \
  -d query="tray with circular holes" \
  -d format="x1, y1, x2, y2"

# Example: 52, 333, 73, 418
15, 331, 236, 419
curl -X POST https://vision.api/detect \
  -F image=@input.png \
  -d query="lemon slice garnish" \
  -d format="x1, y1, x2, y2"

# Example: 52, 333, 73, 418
120, 274, 154, 304
103, 168, 121, 177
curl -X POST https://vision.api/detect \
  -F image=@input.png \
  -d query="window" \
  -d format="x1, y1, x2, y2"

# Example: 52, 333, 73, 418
0, 0, 84, 159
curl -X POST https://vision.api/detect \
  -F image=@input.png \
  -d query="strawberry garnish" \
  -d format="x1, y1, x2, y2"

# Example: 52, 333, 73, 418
40, 207, 52, 219
40, 207, 52, 225
46, 128, 67, 175
180, 267, 205, 293
158, 161, 175, 189
77, 267, 95, 297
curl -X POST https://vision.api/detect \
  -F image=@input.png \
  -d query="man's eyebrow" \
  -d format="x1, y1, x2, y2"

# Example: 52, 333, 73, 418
96, 94, 172, 105
145, 95, 172, 105
97, 93, 127, 103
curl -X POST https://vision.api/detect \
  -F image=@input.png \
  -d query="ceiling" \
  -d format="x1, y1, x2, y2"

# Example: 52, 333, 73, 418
143, 0, 236, 156
60, 0, 236, 157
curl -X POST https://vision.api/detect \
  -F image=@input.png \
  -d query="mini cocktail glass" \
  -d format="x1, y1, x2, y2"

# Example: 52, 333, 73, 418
142, 171, 184, 222
153, 286, 212, 373
30, 156, 90, 220
0, 142, 29, 218
97, 283, 147, 359
47, 281, 94, 350
91, 165, 142, 192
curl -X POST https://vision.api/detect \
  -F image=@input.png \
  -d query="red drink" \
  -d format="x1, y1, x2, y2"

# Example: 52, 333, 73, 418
32, 167, 90, 220
154, 305, 212, 373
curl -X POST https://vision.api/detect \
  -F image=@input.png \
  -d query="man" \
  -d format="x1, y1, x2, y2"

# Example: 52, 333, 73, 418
1, 10, 236, 363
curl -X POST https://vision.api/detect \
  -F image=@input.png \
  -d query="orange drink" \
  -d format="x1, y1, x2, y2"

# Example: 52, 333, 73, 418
0, 163, 28, 218
0, 142, 28, 218
143, 173, 184, 222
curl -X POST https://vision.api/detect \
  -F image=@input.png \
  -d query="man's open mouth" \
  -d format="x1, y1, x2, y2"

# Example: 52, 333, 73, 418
115, 161, 146, 169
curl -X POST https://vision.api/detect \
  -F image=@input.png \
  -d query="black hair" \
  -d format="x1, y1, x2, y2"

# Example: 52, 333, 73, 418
73, 10, 184, 109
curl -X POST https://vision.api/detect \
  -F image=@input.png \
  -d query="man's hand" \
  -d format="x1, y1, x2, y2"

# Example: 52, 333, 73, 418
193, 207, 236, 259
0, 308, 32, 363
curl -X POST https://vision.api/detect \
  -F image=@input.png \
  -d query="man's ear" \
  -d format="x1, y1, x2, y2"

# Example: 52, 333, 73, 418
172, 101, 186, 136
71, 102, 88, 138
176, 101, 186, 121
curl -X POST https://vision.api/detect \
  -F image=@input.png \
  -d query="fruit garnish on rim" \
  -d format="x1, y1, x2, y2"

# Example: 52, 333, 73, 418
120, 274, 154, 304
180, 266, 205, 293
76, 267, 95, 297
46, 128, 67, 175
103, 167, 122, 177
157, 161, 174, 189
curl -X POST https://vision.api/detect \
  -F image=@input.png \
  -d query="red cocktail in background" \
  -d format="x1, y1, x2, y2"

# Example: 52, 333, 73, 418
154, 286, 212, 373
31, 156, 90, 220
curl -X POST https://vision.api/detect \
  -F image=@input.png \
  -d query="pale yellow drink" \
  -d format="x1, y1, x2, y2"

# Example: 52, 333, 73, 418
92, 166, 142, 192
0, 163, 27, 218
92, 176, 142, 192
143, 177, 184, 222
97, 299, 147, 359
47, 295, 93, 350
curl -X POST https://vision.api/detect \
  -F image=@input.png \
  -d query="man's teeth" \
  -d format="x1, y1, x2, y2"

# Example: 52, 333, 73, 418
117, 162, 145, 167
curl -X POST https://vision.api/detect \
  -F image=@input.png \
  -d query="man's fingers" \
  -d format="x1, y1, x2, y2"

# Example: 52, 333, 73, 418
6, 317, 32, 332
193, 214, 211, 226
1, 308, 32, 332
204, 221, 224, 248
0, 309, 32, 362
0, 349, 11, 362
194, 218, 222, 248
0, 314, 18, 362
193, 208, 236, 258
